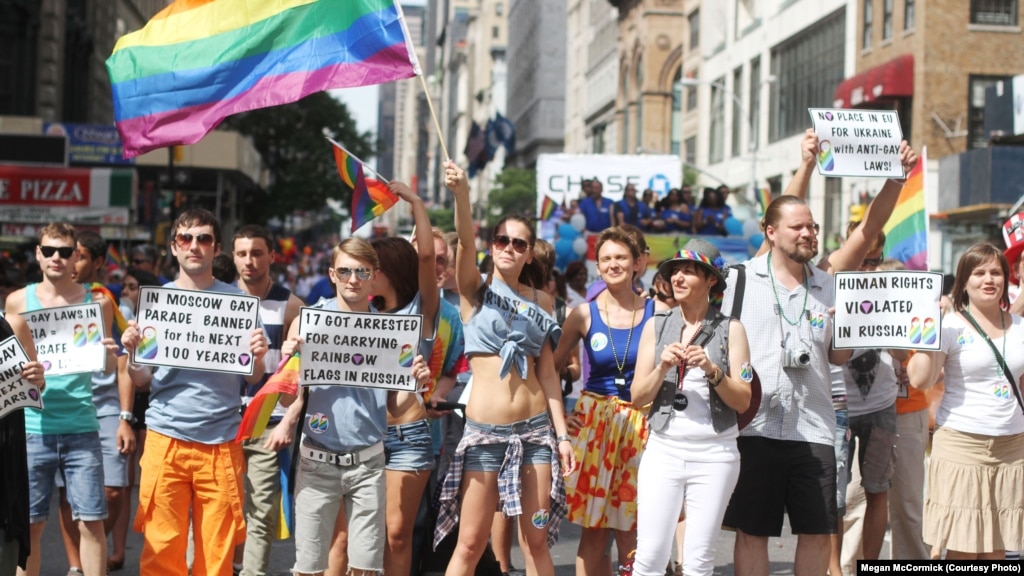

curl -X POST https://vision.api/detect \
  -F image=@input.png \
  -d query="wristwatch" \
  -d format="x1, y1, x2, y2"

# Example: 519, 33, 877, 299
119, 411, 136, 424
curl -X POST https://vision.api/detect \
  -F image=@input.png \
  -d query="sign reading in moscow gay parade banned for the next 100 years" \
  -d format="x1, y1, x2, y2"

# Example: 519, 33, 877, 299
833, 271, 943, 351
0, 335, 43, 420
808, 108, 905, 179
298, 307, 423, 392
132, 287, 260, 375
21, 302, 107, 375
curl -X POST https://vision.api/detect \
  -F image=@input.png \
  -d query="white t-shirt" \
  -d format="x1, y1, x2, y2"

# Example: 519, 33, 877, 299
937, 313, 1024, 436
843, 349, 899, 417
648, 362, 739, 463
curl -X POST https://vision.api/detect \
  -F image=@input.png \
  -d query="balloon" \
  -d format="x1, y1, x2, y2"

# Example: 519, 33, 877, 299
570, 213, 586, 233
748, 233, 764, 250
572, 237, 588, 256
558, 223, 578, 241
742, 218, 761, 239
555, 239, 576, 267
724, 217, 744, 237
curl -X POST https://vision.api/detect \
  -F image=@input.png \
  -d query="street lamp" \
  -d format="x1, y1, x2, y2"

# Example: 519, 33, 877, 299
680, 76, 775, 204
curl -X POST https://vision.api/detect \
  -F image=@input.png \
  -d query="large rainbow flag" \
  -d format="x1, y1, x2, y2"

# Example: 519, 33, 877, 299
330, 139, 399, 232
235, 354, 301, 443
107, 0, 421, 158
883, 146, 928, 270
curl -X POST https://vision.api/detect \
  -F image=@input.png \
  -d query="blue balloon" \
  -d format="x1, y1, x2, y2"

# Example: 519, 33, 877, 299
748, 233, 764, 249
724, 217, 744, 237
558, 223, 578, 241
555, 238, 576, 270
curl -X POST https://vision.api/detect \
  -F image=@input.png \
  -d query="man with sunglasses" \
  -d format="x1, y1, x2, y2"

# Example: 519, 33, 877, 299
121, 209, 269, 576
4, 222, 120, 576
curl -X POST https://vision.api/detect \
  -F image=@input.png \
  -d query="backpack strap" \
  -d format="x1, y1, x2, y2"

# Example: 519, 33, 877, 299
727, 264, 747, 320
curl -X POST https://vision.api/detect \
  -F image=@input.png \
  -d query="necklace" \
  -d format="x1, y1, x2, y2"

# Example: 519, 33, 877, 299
602, 290, 638, 388
766, 252, 809, 327
675, 317, 704, 392
965, 304, 1006, 376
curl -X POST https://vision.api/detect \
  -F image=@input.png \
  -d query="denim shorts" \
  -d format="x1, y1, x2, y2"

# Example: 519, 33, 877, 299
385, 419, 435, 471
462, 412, 553, 472
848, 405, 898, 494
98, 414, 129, 487
27, 432, 108, 523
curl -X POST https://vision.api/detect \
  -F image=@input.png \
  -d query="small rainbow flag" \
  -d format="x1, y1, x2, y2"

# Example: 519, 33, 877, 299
106, 0, 421, 158
757, 188, 772, 217
539, 195, 557, 220
883, 146, 928, 270
105, 244, 124, 272
236, 354, 301, 443
330, 140, 399, 232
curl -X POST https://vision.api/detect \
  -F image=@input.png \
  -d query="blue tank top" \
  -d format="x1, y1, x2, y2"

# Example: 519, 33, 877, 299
583, 298, 654, 401
697, 207, 727, 235
24, 284, 98, 434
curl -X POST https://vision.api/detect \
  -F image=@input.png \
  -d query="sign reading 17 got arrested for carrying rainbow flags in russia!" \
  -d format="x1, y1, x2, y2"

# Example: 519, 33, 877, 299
298, 308, 422, 392
808, 108, 904, 179
833, 271, 943, 350
22, 302, 107, 375
0, 335, 43, 419
133, 287, 260, 375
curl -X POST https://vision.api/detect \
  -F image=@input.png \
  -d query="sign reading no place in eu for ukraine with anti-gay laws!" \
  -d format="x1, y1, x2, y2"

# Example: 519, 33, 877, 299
298, 307, 423, 392
833, 271, 943, 351
809, 108, 904, 179
0, 335, 43, 419
21, 302, 107, 375
133, 287, 260, 375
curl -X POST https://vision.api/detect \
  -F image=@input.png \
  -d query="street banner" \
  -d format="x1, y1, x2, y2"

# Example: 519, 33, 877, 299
808, 108, 904, 178
21, 302, 107, 375
0, 335, 43, 419
834, 271, 943, 350
536, 153, 682, 214
133, 287, 259, 375
298, 308, 422, 391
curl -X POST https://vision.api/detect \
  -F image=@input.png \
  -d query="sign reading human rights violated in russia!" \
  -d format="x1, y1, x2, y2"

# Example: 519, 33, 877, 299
834, 271, 943, 350
297, 308, 422, 391
133, 287, 259, 375
808, 108, 904, 179
0, 335, 43, 419
22, 302, 107, 375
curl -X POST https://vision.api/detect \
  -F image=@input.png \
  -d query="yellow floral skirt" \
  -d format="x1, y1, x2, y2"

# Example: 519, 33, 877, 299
564, 390, 649, 530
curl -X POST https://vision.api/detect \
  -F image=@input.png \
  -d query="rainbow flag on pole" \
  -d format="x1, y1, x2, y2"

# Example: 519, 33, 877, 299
329, 139, 399, 232
235, 354, 301, 443
539, 195, 558, 220
883, 146, 928, 270
107, 0, 421, 158
757, 188, 772, 217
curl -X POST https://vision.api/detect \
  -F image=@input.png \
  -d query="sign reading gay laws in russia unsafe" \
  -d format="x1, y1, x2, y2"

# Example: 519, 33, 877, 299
808, 108, 904, 179
833, 271, 944, 350
0, 335, 43, 419
21, 302, 107, 375
297, 308, 422, 392
133, 287, 260, 375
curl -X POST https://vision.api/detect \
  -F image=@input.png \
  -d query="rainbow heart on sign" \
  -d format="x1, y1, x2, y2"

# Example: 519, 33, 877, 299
73, 324, 87, 347
139, 327, 159, 359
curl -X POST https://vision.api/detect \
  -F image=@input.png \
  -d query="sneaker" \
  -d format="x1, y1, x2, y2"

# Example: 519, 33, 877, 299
67, 569, 84, 576
503, 569, 525, 576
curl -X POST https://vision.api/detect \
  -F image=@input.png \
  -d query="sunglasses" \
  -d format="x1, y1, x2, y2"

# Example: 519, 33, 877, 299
131, 258, 149, 265
175, 233, 215, 248
40, 246, 75, 259
493, 234, 530, 254
335, 267, 374, 281
861, 257, 883, 268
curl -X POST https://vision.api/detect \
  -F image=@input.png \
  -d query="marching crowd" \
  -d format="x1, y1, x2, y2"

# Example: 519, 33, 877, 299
2, 128, 1024, 576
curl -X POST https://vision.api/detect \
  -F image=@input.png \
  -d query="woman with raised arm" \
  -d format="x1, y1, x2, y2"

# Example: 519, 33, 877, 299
907, 242, 1024, 560
553, 227, 655, 576
630, 239, 752, 576
436, 160, 575, 576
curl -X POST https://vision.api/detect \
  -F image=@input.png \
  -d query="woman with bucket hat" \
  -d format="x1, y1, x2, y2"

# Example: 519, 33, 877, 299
630, 239, 753, 576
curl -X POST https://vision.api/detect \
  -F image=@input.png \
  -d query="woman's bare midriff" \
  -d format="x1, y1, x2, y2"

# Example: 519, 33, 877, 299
464, 354, 549, 424
388, 390, 427, 425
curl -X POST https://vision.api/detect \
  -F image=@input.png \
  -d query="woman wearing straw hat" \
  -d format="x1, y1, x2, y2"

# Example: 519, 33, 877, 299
630, 239, 752, 576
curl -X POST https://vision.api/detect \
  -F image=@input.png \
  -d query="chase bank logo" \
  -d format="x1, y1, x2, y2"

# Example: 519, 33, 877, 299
648, 174, 671, 195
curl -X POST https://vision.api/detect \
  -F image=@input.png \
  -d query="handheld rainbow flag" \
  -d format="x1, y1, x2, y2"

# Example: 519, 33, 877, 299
89, 283, 130, 341
883, 146, 928, 270
539, 195, 558, 220
329, 139, 399, 232
236, 354, 301, 443
107, 0, 422, 158
757, 188, 772, 217
105, 244, 125, 272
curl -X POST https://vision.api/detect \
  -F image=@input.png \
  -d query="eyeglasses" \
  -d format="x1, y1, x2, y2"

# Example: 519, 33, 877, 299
40, 246, 75, 259
861, 257, 883, 268
174, 233, 215, 248
334, 267, 373, 281
493, 234, 530, 254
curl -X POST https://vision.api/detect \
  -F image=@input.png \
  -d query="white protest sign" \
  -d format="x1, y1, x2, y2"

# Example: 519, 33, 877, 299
22, 302, 106, 375
834, 271, 943, 350
134, 287, 259, 375
298, 308, 422, 391
0, 335, 43, 419
808, 108, 904, 179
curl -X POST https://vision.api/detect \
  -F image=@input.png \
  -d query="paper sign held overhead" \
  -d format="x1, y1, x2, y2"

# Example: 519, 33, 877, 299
808, 108, 904, 179
133, 287, 260, 375
21, 302, 107, 375
298, 308, 422, 392
0, 335, 43, 419
833, 271, 943, 350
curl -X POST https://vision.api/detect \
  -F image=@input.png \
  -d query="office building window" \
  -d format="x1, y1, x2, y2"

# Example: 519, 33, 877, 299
636, 60, 644, 152
689, 10, 700, 50
863, 0, 873, 48
971, 0, 1018, 25
905, 0, 916, 29
671, 68, 683, 155
686, 69, 698, 111
685, 136, 696, 166
496, 2, 503, 15
709, 76, 726, 164
968, 75, 1008, 149
770, 9, 846, 142
731, 67, 744, 158
883, 0, 893, 39
593, 124, 606, 154
749, 57, 761, 148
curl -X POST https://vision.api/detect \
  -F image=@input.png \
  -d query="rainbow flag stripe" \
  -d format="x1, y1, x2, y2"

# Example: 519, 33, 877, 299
539, 195, 557, 220
107, 0, 421, 158
330, 141, 399, 232
235, 354, 301, 443
758, 188, 772, 217
883, 147, 928, 270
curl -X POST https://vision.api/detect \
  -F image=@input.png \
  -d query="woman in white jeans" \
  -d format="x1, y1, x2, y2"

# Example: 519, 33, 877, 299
631, 239, 752, 576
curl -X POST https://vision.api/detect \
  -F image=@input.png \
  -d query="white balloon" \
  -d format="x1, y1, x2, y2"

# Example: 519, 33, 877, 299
742, 218, 761, 239
570, 213, 586, 233
572, 237, 588, 256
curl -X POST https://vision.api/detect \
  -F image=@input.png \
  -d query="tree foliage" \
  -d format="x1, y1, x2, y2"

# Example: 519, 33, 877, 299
223, 92, 374, 225
486, 167, 537, 228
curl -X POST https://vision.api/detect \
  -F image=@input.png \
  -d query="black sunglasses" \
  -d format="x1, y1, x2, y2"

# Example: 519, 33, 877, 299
40, 246, 75, 259
493, 234, 530, 254
334, 267, 373, 281
175, 233, 215, 248
861, 257, 883, 268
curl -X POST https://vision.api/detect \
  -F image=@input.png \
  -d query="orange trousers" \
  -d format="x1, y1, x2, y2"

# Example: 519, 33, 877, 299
136, 430, 246, 576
